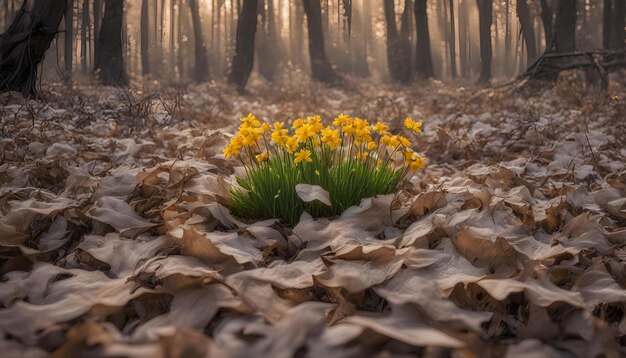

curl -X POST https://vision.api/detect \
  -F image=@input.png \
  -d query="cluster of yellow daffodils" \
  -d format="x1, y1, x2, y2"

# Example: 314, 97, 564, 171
223, 113, 426, 172
226, 113, 427, 225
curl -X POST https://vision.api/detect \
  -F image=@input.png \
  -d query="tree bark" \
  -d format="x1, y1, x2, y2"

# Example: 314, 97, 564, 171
384, 0, 412, 83
81, 0, 89, 72
517, 0, 537, 66
0, 0, 68, 97
540, 0, 553, 51
476, 0, 492, 85
189, 0, 209, 82
141, 0, 150, 75
414, 0, 433, 78
603, 0, 612, 49
554, 0, 576, 53
610, 0, 625, 49
448, 0, 456, 78
93, 0, 102, 70
95, 0, 127, 85
303, 0, 340, 84
228, 0, 257, 92
65, 0, 74, 82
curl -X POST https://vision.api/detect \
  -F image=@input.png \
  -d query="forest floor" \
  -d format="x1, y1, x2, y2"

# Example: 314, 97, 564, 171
0, 74, 625, 357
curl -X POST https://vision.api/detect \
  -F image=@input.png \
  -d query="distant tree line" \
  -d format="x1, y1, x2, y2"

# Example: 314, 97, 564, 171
0, 0, 624, 96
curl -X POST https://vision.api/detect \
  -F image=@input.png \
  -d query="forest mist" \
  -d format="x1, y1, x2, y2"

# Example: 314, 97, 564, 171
1, 0, 620, 90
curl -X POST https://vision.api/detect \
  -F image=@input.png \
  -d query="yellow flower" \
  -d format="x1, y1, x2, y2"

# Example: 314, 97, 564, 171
398, 135, 412, 148
255, 152, 269, 162
294, 149, 312, 164
222, 144, 239, 158
367, 141, 377, 151
261, 123, 271, 133
271, 131, 288, 147
321, 126, 341, 149
286, 137, 299, 153
273, 122, 285, 131
241, 113, 261, 128
295, 123, 317, 143
333, 113, 352, 127
388, 135, 401, 148
355, 151, 369, 161
373, 121, 389, 134
410, 157, 426, 171
380, 135, 391, 146
292, 118, 304, 128
404, 118, 423, 133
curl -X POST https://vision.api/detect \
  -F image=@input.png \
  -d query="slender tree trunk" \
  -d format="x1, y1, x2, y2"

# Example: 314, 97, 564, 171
504, 0, 511, 66
228, 0, 257, 92
414, 0, 433, 78
554, 0, 576, 53
65, 0, 74, 82
81, 0, 88, 72
141, 0, 150, 75
384, 0, 412, 83
93, 0, 102, 70
0, 0, 68, 96
540, 0, 554, 51
517, 0, 537, 66
303, 0, 340, 84
448, 0, 456, 78
189, 0, 209, 81
293, 0, 304, 68
95, 0, 127, 85
603, 0, 613, 49
610, 0, 625, 49
476, 0, 492, 85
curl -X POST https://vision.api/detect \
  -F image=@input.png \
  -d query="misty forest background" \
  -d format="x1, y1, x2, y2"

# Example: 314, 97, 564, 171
1, 0, 624, 93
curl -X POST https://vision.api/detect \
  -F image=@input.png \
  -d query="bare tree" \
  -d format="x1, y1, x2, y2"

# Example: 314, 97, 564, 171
554, 0, 576, 53
540, 0, 553, 51
303, 0, 340, 84
414, 0, 433, 78
141, 0, 150, 75
517, 0, 537, 66
228, 0, 257, 92
95, 0, 127, 85
448, 0, 456, 78
0, 0, 68, 96
189, 0, 209, 82
384, 0, 412, 83
65, 0, 74, 82
476, 0, 492, 85
604, 0, 625, 49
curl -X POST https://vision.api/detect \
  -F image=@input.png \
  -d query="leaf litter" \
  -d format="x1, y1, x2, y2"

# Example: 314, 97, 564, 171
0, 80, 625, 357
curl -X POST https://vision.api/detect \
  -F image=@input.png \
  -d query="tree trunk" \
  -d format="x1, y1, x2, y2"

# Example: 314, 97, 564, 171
517, 0, 537, 66
603, 0, 612, 49
189, 0, 209, 82
228, 0, 257, 92
610, 0, 625, 49
476, 0, 492, 85
141, 0, 150, 76
292, 0, 304, 68
95, 0, 127, 85
0, 0, 68, 97
65, 0, 74, 82
554, 0, 576, 53
93, 0, 102, 70
384, 0, 412, 83
414, 0, 433, 78
81, 0, 89, 72
303, 0, 340, 84
540, 0, 553, 51
448, 0, 456, 78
